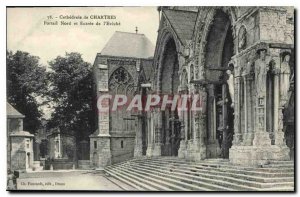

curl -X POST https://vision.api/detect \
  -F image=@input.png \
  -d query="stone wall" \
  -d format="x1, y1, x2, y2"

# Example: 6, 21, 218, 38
91, 54, 153, 166
111, 137, 135, 164
10, 135, 34, 171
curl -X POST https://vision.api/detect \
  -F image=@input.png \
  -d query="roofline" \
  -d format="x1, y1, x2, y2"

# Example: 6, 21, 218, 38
7, 114, 25, 118
161, 9, 183, 46
95, 54, 154, 61
162, 8, 198, 44
115, 31, 146, 36
163, 7, 198, 14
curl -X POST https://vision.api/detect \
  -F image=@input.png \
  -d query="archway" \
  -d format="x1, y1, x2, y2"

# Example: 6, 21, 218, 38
204, 9, 235, 158
158, 35, 181, 156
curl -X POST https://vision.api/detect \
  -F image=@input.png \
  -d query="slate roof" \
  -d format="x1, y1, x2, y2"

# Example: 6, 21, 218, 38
7, 103, 25, 118
9, 131, 34, 137
100, 31, 155, 59
163, 9, 198, 44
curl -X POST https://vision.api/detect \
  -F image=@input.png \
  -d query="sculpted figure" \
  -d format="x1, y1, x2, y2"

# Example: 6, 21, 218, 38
180, 69, 188, 89
225, 63, 235, 108
255, 49, 268, 96
280, 54, 291, 102
226, 68, 234, 108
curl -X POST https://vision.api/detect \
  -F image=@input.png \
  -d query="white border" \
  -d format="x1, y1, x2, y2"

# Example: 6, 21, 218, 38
1, 1, 299, 197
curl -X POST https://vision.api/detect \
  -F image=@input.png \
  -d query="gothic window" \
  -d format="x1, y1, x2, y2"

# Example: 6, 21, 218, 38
109, 67, 135, 131
109, 67, 134, 95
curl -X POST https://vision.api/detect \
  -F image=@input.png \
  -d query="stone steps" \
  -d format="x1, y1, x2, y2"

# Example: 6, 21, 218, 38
114, 164, 230, 191
106, 166, 194, 191
127, 161, 293, 189
131, 160, 294, 184
118, 163, 250, 191
268, 160, 294, 164
105, 168, 159, 190
104, 157, 294, 191
142, 159, 294, 177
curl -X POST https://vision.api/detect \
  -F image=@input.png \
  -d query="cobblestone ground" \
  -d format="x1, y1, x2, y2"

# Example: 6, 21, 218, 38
15, 170, 135, 191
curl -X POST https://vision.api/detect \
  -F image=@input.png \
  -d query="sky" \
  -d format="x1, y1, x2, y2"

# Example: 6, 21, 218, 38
7, 7, 159, 118
7, 7, 159, 66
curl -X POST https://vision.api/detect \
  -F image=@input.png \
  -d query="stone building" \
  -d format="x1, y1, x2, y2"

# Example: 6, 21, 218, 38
92, 7, 294, 167
7, 103, 34, 171
90, 31, 155, 167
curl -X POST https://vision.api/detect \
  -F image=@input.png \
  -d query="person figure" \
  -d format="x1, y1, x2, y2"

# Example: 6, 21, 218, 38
280, 53, 291, 104
255, 49, 269, 97
226, 64, 235, 108
7, 169, 17, 190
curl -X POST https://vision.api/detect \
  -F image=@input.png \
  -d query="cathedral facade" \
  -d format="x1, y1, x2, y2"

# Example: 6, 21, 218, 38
91, 7, 294, 167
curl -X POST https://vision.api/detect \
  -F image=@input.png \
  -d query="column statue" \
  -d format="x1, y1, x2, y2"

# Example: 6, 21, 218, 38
226, 68, 234, 108
255, 49, 269, 97
280, 53, 291, 105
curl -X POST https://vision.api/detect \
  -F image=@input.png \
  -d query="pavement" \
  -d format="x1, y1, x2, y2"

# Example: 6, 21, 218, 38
15, 170, 136, 191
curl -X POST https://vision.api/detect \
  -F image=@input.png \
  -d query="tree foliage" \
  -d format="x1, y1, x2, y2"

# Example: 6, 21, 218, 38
7, 50, 48, 133
47, 52, 95, 141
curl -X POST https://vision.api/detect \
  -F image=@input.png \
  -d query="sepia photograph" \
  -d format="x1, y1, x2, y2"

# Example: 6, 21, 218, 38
6, 6, 295, 191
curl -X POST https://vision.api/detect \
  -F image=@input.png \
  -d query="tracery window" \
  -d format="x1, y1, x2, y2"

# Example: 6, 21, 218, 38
109, 67, 134, 95
109, 67, 135, 131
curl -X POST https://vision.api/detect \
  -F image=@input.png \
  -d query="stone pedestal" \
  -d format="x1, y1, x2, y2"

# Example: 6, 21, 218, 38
178, 140, 186, 159
146, 143, 154, 157
10, 131, 34, 171
152, 143, 161, 156
134, 142, 143, 158
89, 135, 111, 168
253, 131, 271, 146
206, 140, 221, 158
242, 133, 254, 146
190, 139, 206, 162
229, 144, 290, 166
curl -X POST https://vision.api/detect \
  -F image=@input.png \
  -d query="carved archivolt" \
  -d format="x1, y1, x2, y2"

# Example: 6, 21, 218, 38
154, 27, 182, 93
193, 7, 237, 80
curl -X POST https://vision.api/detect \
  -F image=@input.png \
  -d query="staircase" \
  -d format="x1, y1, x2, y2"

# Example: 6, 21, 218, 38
104, 157, 294, 191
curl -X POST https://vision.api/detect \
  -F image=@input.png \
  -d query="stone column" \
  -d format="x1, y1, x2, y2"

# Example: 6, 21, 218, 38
178, 118, 186, 159
134, 115, 143, 157
146, 111, 155, 157
177, 87, 187, 159
252, 52, 272, 147
192, 85, 207, 161
232, 76, 242, 145
152, 108, 162, 156
243, 75, 254, 145
89, 64, 111, 168
208, 85, 216, 143
164, 109, 170, 155
271, 56, 286, 146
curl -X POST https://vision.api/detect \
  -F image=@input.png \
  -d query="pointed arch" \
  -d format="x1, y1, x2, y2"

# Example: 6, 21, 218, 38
109, 67, 134, 95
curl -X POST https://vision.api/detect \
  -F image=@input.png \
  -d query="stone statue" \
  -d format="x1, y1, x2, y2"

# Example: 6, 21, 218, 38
280, 53, 291, 103
238, 26, 247, 52
255, 49, 269, 96
226, 69, 234, 108
180, 69, 188, 90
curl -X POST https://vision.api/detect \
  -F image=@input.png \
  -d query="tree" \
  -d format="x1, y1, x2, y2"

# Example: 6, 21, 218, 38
7, 50, 48, 133
47, 52, 95, 141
